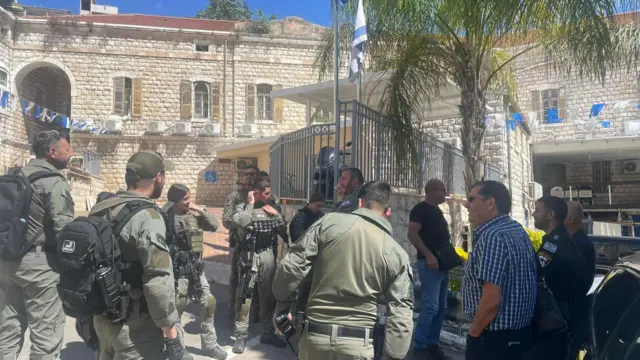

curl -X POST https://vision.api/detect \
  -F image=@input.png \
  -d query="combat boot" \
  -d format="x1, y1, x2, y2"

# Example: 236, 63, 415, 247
232, 336, 247, 354
203, 343, 227, 359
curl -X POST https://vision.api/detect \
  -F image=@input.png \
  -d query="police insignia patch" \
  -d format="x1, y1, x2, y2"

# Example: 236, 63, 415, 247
542, 242, 558, 253
538, 253, 552, 268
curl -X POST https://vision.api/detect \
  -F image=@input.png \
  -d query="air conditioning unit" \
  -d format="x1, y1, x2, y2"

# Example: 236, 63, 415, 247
202, 123, 221, 136
528, 182, 543, 200
173, 122, 192, 135
623, 160, 640, 174
146, 121, 166, 134
241, 124, 258, 136
441, 137, 461, 149
103, 119, 123, 133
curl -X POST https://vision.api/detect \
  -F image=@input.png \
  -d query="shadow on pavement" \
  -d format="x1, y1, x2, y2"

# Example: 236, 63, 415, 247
60, 341, 95, 359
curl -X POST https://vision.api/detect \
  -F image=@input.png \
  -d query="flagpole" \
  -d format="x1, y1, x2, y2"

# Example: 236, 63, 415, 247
333, 0, 341, 206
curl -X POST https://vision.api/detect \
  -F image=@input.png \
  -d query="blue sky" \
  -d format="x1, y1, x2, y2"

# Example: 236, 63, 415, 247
17, 0, 334, 26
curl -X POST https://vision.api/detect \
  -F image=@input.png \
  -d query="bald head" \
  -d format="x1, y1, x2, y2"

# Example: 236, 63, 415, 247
565, 201, 584, 234
424, 178, 446, 205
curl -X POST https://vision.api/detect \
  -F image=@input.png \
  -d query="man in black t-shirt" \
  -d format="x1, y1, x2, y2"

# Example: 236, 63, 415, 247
408, 179, 454, 360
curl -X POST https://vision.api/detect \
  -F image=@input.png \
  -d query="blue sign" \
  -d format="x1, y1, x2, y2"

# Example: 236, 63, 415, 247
205, 171, 217, 183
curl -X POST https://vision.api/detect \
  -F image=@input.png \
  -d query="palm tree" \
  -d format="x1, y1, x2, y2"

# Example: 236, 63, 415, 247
314, 0, 640, 192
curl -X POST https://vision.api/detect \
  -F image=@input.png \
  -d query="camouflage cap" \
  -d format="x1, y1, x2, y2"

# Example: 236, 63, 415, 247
126, 150, 175, 179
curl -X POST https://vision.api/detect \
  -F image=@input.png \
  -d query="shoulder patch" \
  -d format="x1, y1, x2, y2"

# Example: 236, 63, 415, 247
542, 242, 558, 253
538, 253, 552, 268
340, 200, 350, 207
146, 208, 161, 220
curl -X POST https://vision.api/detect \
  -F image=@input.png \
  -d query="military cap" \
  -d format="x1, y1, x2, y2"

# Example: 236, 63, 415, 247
126, 150, 175, 179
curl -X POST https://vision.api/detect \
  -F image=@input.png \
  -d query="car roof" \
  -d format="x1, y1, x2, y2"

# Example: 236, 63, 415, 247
615, 252, 640, 272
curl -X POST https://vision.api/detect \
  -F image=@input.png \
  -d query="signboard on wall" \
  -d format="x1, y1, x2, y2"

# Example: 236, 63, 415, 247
205, 171, 217, 183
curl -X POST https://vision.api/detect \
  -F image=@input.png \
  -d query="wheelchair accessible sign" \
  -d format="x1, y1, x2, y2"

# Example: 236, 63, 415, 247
205, 171, 217, 183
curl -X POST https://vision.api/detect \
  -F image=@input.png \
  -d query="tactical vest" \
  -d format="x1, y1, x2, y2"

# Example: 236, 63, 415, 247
243, 210, 280, 252
184, 213, 203, 253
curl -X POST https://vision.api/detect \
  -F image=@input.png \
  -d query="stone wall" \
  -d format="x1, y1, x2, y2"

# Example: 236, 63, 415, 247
67, 166, 104, 214
0, 14, 325, 205
418, 96, 533, 225
513, 47, 638, 142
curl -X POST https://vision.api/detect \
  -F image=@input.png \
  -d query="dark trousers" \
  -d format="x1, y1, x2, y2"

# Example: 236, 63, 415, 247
524, 331, 568, 360
465, 327, 532, 360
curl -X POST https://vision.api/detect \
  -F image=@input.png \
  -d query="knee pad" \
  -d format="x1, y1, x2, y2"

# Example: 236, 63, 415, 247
204, 295, 217, 318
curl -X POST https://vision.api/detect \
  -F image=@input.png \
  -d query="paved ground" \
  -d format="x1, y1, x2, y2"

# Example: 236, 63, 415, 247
17, 208, 464, 359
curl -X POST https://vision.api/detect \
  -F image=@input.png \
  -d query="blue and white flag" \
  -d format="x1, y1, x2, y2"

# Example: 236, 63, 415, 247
348, 0, 367, 83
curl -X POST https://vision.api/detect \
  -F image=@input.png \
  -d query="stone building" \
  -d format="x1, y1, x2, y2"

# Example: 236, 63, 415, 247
0, 6, 325, 208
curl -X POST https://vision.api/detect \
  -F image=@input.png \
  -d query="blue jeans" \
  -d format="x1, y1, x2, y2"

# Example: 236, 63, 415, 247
414, 259, 449, 349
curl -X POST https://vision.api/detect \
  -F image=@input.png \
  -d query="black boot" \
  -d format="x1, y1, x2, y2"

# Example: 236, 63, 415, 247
232, 337, 247, 354
204, 343, 227, 359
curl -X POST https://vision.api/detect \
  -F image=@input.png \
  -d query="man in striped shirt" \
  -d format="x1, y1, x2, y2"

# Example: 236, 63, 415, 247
461, 181, 537, 360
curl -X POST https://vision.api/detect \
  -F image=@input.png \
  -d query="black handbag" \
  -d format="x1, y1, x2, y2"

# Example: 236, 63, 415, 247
532, 275, 567, 340
432, 244, 463, 271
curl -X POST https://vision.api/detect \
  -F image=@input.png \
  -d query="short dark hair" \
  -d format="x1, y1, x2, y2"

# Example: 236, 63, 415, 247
32, 130, 65, 158
357, 181, 391, 209
252, 179, 270, 191
246, 164, 259, 172
345, 167, 364, 185
96, 192, 114, 203
471, 180, 512, 215
537, 196, 568, 223
257, 170, 269, 178
309, 192, 325, 203
167, 183, 190, 202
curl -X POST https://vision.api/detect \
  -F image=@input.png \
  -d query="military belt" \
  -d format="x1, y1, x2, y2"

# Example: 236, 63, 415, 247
307, 321, 374, 340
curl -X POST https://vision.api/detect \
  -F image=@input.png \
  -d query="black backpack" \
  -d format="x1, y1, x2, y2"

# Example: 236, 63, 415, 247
56, 200, 155, 323
0, 168, 62, 260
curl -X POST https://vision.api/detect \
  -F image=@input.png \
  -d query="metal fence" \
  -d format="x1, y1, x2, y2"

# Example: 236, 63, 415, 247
270, 100, 501, 201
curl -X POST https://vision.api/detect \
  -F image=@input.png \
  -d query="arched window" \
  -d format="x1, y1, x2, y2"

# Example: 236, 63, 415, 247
194, 81, 210, 119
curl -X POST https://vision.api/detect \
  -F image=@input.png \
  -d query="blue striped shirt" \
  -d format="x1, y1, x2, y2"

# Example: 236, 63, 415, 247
461, 215, 537, 331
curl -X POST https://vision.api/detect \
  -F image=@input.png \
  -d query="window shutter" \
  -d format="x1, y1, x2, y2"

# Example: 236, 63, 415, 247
273, 85, 284, 122
113, 77, 125, 115
132, 78, 143, 118
211, 82, 221, 121
530, 90, 540, 123
246, 84, 255, 122
558, 88, 567, 121
180, 80, 192, 120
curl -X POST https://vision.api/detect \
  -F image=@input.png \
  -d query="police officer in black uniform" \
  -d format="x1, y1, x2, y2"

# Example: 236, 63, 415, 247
526, 196, 589, 360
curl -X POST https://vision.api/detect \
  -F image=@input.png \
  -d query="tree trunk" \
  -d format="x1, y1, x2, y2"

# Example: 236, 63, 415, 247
459, 84, 487, 194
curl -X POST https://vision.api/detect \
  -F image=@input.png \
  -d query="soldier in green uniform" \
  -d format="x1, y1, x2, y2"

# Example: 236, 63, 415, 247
0, 130, 74, 360
162, 184, 227, 360
231, 179, 288, 354
273, 181, 415, 360
89, 151, 193, 360
223, 165, 258, 323
334, 167, 364, 213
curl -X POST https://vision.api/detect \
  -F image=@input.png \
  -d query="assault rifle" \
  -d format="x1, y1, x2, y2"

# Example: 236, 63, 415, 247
236, 225, 256, 313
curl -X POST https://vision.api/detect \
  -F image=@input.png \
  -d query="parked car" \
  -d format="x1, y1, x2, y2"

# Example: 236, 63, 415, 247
583, 252, 640, 360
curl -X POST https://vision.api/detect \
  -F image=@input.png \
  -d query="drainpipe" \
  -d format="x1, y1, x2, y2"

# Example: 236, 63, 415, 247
223, 39, 227, 137
231, 43, 236, 137
505, 98, 513, 217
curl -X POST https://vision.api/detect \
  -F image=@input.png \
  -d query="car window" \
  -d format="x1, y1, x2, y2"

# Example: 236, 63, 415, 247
593, 269, 640, 359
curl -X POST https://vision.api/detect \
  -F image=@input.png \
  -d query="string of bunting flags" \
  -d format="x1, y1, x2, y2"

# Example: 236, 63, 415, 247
490, 99, 638, 131
0, 89, 113, 134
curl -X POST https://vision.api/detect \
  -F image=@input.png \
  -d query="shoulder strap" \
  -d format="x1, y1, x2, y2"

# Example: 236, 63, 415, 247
26, 170, 63, 183
353, 213, 392, 236
111, 201, 157, 236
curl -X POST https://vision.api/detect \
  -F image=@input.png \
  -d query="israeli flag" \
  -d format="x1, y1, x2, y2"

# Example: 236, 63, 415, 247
348, 0, 367, 83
